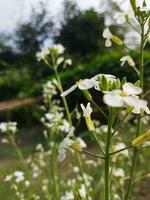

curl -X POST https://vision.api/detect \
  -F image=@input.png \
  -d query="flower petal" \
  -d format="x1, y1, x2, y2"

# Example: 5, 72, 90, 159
103, 28, 112, 38
103, 90, 124, 107
105, 39, 112, 47
61, 84, 77, 96
78, 79, 95, 90
123, 82, 142, 95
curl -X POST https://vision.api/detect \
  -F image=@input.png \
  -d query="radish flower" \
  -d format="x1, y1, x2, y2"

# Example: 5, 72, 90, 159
81, 103, 95, 131
120, 56, 135, 67
61, 78, 97, 97
103, 82, 150, 114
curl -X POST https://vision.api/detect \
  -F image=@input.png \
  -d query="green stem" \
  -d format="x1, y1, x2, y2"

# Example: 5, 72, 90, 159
82, 150, 105, 159
9, 134, 29, 173
77, 153, 90, 200
54, 68, 72, 125
92, 131, 105, 156
91, 100, 108, 119
124, 45, 138, 56
52, 144, 59, 199
54, 68, 89, 199
105, 108, 113, 200
110, 145, 132, 156
112, 113, 128, 136
124, 19, 145, 200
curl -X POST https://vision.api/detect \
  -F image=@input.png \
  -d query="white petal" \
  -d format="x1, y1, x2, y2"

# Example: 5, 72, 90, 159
78, 79, 95, 90
144, 106, 150, 114
124, 97, 149, 114
57, 57, 64, 65
103, 90, 124, 107
80, 102, 92, 117
105, 39, 112, 47
103, 28, 112, 38
123, 96, 138, 107
61, 84, 77, 96
123, 82, 142, 95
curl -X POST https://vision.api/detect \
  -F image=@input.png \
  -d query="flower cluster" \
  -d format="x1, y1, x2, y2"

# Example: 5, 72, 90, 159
103, 82, 150, 114
0, 122, 17, 134
58, 136, 87, 162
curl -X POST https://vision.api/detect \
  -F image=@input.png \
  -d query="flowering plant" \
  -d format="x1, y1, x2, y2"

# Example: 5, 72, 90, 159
1, 0, 150, 199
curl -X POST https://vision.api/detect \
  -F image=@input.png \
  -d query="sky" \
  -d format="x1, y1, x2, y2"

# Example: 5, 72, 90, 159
0, 0, 102, 32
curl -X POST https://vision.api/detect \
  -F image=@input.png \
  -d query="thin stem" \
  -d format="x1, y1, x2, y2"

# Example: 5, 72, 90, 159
77, 153, 90, 200
54, 67, 89, 199
82, 150, 105, 159
124, 19, 145, 200
9, 134, 29, 173
132, 65, 140, 75
105, 108, 113, 200
127, 19, 140, 34
91, 100, 108, 119
110, 145, 132, 156
112, 113, 128, 136
92, 131, 105, 156
54, 68, 72, 125
124, 45, 138, 56
52, 144, 60, 199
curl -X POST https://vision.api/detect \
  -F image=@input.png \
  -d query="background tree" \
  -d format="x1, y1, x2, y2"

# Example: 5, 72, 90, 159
55, 0, 105, 59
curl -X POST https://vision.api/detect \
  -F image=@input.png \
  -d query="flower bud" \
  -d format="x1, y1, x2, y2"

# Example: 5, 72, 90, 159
71, 142, 82, 152
111, 35, 123, 46
132, 130, 150, 147
85, 116, 95, 132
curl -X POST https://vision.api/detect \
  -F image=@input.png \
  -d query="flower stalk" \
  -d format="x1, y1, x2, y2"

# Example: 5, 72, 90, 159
124, 16, 145, 200
105, 108, 113, 200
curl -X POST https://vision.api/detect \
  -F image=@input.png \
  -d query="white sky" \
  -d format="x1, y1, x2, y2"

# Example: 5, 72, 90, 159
0, 0, 102, 32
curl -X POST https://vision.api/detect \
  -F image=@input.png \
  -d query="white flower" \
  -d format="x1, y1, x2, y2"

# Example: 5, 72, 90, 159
57, 137, 73, 162
4, 175, 12, 182
113, 168, 125, 177
103, 82, 150, 114
57, 57, 64, 65
60, 191, 74, 200
14, 171, 24, 183
1, 138, 9, 144
73, 166, 80, 173
61, 78, 97, 97
76, 137, 87, 148
65, 59, 72, 65
124, 97, 150, 114
53, 44, 65, 54
80, 102, 93, 117
36, 48, 49, 61
25, 180, 30, 187
0, 122, 17, 134
120, 56, 135, 67
80, 103, 95, 131
35, 144, 44, 152
114, 194, 121, 200
103, 28, 112, 47
99, 125, 114, 133
78, 184, 86, 198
